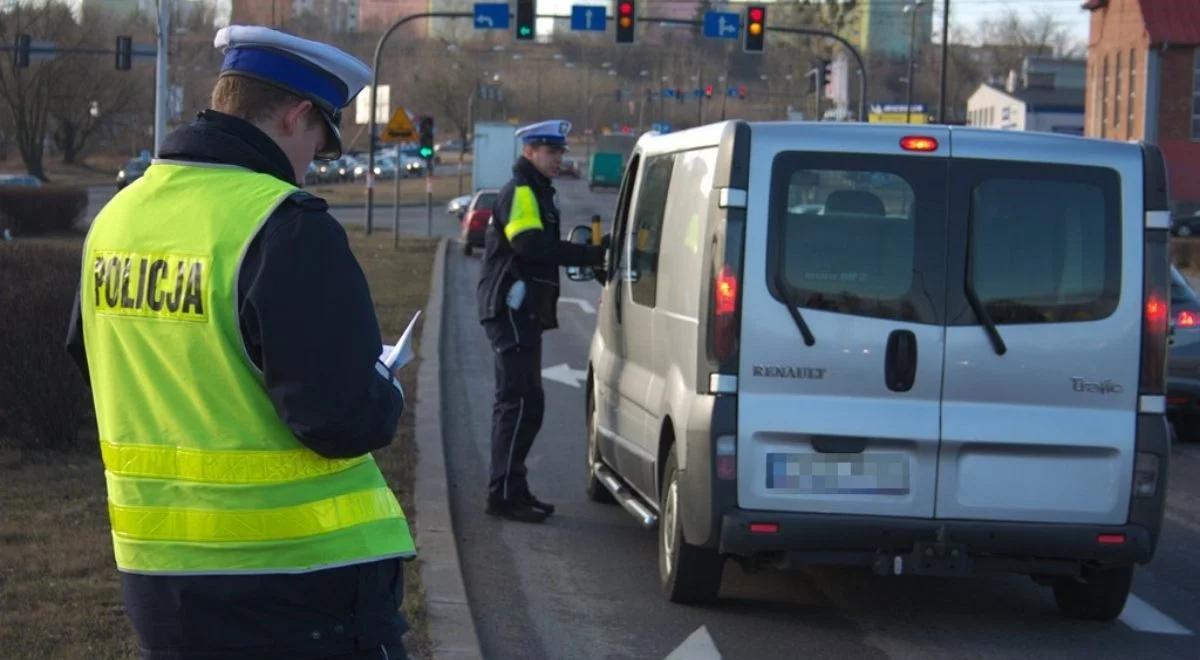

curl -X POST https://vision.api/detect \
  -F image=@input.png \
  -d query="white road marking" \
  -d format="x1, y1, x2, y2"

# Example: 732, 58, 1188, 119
542, 363, 587, 389
559, 297, 596, 314
665, 625, 722, 660
1120, 594, 1193, 636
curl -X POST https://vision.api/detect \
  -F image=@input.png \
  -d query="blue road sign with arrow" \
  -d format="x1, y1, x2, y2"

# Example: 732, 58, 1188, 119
702, 11, 740, 39
474, 3, 509, 29
570, 5, 606, 31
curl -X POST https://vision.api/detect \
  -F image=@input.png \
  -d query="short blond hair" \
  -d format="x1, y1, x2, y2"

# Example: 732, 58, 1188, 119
211, 74, 317, 125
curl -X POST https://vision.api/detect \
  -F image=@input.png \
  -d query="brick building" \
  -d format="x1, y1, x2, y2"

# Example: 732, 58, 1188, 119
231, 0, 294, 27
1083, 0, 1200, 210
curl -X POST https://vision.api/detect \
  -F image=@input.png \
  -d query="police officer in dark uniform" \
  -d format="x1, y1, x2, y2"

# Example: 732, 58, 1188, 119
477, 120, 605, 523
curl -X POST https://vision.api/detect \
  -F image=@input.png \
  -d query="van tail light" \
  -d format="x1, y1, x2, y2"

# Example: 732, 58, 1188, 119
749, 522, 779, 534
712, 265, 739, 363
1133, 452, 1160, 497
1178, 311, 1198, 328
1141, 230, 1169, 395
715, 435, 737, 480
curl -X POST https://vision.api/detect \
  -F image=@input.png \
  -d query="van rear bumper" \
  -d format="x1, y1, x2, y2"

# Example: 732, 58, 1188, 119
718, 511, 1153, 572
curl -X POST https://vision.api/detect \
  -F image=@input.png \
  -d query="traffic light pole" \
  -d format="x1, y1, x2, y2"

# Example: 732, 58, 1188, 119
367, 11, 472, 234
640, 15, 869, 121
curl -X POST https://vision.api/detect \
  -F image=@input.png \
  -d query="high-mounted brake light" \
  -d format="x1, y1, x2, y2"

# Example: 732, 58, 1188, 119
900, 136, 939, 152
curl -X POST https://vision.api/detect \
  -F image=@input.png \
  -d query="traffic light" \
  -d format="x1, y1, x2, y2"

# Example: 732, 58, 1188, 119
821, 59, 833, 98
744, 5, 766, 53
516, 0, 535, 41
704, 84, 713, 99
418, 116, 434, 160
615, 1, 635, 45
14, 34, 30, 69
115, 36, 132, 71
738, 84, 747, 100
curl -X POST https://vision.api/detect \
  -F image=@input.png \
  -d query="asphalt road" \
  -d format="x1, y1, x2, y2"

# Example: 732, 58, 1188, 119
440, 178, 1200, 659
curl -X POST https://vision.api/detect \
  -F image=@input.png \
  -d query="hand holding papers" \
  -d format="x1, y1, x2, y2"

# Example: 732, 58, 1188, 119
380, 310, 421, 371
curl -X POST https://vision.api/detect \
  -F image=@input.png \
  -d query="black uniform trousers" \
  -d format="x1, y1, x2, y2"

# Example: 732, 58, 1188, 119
484, 306, 546, 502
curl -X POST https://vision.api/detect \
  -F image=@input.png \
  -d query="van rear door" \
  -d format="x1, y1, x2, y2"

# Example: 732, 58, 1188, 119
736, 125, 950, 518
936, 131, 1139, 525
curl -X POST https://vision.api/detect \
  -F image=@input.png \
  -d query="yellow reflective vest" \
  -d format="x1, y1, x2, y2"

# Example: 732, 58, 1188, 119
81, 161, 415, 574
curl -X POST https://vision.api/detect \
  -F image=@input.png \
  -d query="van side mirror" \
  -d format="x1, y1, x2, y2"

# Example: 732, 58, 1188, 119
566, 225, 595, 282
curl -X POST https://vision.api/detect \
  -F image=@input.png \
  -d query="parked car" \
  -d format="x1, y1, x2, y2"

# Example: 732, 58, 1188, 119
1171, 210, 1200, 237
558, 157, 580, 179
446, 194, 472, 218
353, 156, 398, 181
400, 153, 428, 177
116, 158, 150, 189
572, 121, 1171, 621
460, 188, 499, 256
436, 139, 471, 154
1167, 266, 1200, 439
0, 173, 42, 187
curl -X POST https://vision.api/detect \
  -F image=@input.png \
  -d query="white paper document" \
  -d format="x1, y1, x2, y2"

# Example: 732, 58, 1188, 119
380, 310, 421, 371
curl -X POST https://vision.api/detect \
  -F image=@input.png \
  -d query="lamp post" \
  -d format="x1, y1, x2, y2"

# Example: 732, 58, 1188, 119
904, 1, 924, 124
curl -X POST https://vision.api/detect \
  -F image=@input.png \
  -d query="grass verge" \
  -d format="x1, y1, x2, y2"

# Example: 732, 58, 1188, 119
0, 231, 438, 659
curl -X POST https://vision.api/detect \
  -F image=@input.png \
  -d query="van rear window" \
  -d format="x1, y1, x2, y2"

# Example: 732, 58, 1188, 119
963, 163, 1120, 325
767, 153, 948, 324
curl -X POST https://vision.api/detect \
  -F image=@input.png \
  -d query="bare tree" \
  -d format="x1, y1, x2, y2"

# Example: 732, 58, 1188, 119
49, 12, 152, 164
0, 3, 81, 180
975, 8, 1082, 78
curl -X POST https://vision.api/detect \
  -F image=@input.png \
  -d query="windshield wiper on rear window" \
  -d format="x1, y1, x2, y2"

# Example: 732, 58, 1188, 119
964, 202, 1007, 356
774, 273, 816, 346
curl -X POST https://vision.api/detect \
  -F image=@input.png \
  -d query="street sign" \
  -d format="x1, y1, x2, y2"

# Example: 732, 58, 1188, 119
570, 5, 606, 31
355, 85, 389, 124
702, 11, 739, 39
661, 88, 675, 98
473, 3, 509, 30
382, 108, 416, 143
651, 122, 671, 134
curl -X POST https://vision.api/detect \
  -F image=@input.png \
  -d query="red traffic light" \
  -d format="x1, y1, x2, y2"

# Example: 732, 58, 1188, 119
749, 7, 764, 22
619, 2, 633, 15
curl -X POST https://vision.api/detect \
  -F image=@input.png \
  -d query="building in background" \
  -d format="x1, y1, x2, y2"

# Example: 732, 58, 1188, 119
854, 0, 934, 59
966, 56, 1085, 134
358, 0, 428, 36
231, 0, 293, 27
1083, 0, 1200, 212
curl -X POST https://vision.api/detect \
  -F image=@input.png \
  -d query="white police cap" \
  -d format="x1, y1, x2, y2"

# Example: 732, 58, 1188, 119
516, 119, 572, 150
214, 25, 372, 159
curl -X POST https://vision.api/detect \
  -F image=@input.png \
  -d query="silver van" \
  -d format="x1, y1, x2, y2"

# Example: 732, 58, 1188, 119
569, 121, 1172, 621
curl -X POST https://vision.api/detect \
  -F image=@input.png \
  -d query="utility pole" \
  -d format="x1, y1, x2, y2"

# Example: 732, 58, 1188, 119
154, 0, 170, 156
904, 1, 923, 124
938, 0, 950, 123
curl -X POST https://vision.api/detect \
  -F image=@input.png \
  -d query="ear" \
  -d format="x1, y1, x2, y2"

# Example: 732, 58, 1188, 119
280, 99, 315, 137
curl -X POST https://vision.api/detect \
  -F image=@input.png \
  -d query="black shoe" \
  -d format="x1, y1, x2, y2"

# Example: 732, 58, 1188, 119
521, 491, 555, 516
485, 498, 549, 523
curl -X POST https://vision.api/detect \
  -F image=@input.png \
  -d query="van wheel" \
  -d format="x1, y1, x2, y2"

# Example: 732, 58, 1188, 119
585, 385, 615, 504
1052, 565, 1133, 621
660, 445, 723, 604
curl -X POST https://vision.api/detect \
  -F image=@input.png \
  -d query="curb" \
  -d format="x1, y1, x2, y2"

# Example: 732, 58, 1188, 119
413, 238, 484, 660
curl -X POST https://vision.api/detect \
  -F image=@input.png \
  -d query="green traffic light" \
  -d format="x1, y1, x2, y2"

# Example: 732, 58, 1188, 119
519, 26, 531, 36
420, 147, 433, 158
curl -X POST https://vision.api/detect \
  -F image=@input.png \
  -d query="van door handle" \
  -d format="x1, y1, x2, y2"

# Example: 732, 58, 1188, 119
885, 330, 917, 392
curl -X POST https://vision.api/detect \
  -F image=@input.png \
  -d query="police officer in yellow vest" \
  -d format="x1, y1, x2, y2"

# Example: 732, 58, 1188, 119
65, 27, 414, 659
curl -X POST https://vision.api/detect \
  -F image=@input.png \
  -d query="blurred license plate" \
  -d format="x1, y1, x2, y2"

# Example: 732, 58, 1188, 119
766, 453, 909, 494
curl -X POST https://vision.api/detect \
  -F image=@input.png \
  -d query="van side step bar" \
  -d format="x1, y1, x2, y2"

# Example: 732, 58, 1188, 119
593, 462, 658, 529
